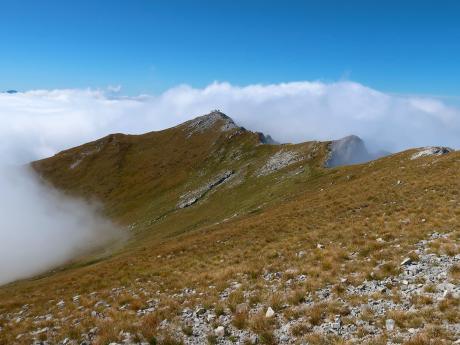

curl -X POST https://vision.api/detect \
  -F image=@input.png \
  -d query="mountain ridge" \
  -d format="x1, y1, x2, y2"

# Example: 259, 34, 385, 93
0, 111, 458, 345
31, 111, 331, 236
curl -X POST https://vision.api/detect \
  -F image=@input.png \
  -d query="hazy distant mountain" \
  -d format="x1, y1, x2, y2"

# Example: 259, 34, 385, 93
325, 134, 389, 167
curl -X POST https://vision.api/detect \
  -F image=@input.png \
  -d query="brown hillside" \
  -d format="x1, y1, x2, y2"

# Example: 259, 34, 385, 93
0, 112, 458, 345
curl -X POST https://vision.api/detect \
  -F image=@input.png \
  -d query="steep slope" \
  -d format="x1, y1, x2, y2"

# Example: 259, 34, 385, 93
0, 112, 458, 345
32, 111, 330, 241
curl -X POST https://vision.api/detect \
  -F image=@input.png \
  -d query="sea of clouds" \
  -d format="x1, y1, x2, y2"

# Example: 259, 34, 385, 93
1, 80, 459, 165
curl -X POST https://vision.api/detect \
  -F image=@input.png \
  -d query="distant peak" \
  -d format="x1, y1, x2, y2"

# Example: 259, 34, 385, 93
335, 135, 364, 144
326, 135, 371, 167
256, 132, 279, 145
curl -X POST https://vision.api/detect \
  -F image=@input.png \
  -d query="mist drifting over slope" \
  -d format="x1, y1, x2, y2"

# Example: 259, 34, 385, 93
0, 79, 458, 284
0, 167, 123, 285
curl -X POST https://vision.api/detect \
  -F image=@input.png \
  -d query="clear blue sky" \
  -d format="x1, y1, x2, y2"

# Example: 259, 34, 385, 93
1, 0, 459, 96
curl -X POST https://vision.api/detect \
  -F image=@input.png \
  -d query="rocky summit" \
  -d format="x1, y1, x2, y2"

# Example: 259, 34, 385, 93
326, 135, 384, 168
0, 111, 458, 345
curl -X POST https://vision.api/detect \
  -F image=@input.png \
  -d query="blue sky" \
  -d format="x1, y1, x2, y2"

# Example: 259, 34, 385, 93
0, 0, 459, 96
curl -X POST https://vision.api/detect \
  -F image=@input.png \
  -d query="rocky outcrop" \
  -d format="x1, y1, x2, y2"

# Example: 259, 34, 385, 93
410, 146, 453, 160
177, 170, 234, 209
257, 150, 300, 176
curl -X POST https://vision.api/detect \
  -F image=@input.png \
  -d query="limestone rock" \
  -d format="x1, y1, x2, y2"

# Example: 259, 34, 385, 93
257, 150, 300, 176
385, 319, 395, 331
265, 307, 275, 318
411, 146, 453, 160
214, 326, 225, 337
177, 170, 234, 209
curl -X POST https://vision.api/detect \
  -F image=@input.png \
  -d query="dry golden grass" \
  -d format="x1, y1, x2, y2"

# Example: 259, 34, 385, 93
403, 334, 443, 345
303, 333, 350, 345
290, 322, 312, 336
249, 312, 276, 345
387, 310, 425, 330
140, 313, 160, 340
306, 302, 325, 326
232, 310, 249, 329
449, 264, 460, 282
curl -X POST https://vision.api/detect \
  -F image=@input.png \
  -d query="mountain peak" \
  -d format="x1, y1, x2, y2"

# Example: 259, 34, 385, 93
184, 110, 281, 145
207, 109, 231, 119
338, 134, 363, 143
197, 109, 233, 122
326, 134, 373, 167
183, 110, 240, 137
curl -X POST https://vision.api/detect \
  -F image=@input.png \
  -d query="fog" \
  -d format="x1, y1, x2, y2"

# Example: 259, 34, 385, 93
0, 80, 458, 284
0, 166, 124, 285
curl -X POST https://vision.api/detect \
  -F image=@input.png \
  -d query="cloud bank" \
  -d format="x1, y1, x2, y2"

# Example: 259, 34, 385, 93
1, 81, 459, 165
0, 80, 458, 284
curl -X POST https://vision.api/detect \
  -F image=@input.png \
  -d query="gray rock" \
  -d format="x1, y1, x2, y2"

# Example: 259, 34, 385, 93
214, 325, 225, 337
386, 319, 395, 331
257, 150, 300, 176
410, 146, 453, 160
177, 170, 234, 209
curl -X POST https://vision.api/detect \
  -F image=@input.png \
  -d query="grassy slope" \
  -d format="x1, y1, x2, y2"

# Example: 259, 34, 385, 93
0, 115, 459, 344
30, 115, 328, 243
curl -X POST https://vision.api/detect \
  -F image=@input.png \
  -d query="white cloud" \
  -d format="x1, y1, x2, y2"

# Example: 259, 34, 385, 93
1, 81, 459, 165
